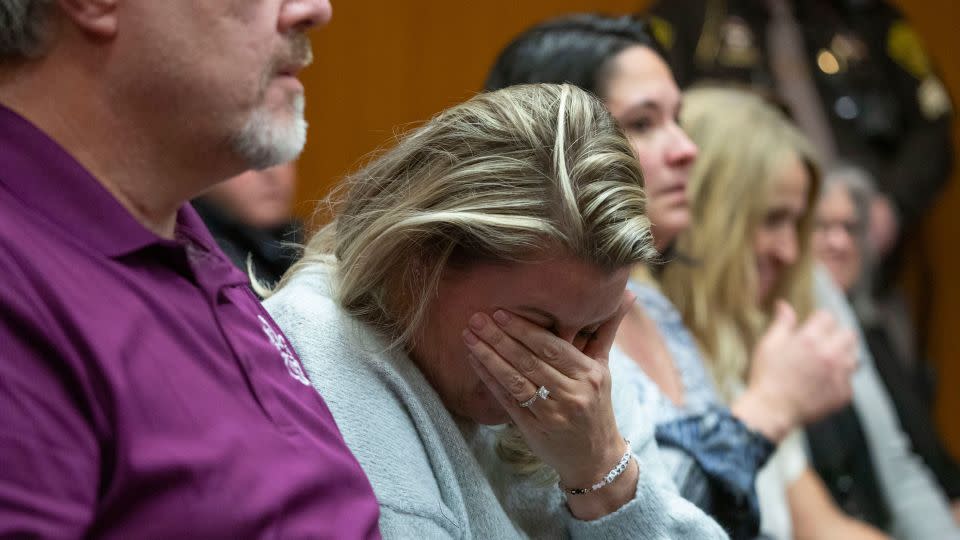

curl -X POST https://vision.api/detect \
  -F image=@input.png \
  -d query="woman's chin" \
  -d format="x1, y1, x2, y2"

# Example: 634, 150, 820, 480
470, 392, 513, 425
449, 387, 512, 425
650, 215, 691, 252
469, 398, 512, 425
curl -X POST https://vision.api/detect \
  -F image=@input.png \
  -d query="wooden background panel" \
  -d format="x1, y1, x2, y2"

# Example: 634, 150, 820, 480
294, 1, 642, 216
295, 0, 959, 456
894, 0, 960, 460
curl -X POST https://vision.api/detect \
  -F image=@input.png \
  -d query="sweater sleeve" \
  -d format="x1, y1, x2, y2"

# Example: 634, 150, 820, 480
562, 372, 729, 539
564, 461, 728, 540
378, 506, 463, 540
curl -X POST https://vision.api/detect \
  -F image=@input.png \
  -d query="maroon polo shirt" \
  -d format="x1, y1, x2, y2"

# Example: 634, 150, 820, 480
0, 104, 381, 539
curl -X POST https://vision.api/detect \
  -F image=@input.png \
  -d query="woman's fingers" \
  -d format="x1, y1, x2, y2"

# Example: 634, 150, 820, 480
465, 312, 567, 389
801, 309, 837, 338
486, 310, 591, 378
583, 291, 635, 362
463, 310, 626, 498
764, 300, 798, 345
463, 324, 553, 409
465, 352, 536, 429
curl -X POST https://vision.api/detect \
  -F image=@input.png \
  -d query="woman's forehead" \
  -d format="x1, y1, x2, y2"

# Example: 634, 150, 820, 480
605, 47, 678, 109
449, 257, 628, 327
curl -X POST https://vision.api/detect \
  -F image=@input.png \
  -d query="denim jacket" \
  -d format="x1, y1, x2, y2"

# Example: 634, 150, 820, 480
610, 280, 773, 539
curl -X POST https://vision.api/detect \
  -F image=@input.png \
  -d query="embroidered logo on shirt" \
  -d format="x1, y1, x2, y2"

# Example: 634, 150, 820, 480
258, 315, 311, 386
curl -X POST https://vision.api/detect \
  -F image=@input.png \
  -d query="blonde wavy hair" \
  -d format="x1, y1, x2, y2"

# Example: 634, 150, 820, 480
270, 83, 657, 474
660, 86, 821, 398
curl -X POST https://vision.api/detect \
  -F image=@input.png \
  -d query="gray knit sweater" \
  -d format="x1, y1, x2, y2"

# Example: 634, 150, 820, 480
264, 265, 727, 539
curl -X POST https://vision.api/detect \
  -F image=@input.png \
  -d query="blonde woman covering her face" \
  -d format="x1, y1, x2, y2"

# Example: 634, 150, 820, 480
264, 84, 726, 538
661, 86, 885, 540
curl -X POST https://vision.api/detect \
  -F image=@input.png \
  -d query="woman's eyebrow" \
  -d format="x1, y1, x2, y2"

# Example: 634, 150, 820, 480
622, 100, 660, 117
514, 304, 619, 330
513, 305, 557, 327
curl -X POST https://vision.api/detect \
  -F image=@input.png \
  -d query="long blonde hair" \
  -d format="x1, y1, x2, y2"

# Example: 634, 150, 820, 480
660, 86, 821, 397
270, 83, 658, 475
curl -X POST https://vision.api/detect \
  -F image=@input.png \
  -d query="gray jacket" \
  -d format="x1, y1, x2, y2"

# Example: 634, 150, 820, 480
264, 264, 727, 539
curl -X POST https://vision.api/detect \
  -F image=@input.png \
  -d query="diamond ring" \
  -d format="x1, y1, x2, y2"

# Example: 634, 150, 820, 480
519, 385, 550, 408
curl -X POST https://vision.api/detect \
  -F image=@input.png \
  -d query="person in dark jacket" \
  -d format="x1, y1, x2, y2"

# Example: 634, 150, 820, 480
194, 162, 304, 289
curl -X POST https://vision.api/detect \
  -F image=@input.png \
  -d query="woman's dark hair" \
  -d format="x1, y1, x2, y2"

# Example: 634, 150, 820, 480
484, 14, 663, 99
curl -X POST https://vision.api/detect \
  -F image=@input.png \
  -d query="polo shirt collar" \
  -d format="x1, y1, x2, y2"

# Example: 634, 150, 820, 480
0, 103, 236, 268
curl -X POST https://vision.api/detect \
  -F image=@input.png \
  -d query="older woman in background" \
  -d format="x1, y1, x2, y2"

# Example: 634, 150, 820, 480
813, 166, 960, 524
264, 83, 725, 538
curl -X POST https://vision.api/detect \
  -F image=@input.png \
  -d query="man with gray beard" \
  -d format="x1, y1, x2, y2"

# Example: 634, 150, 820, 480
0, 1, 381, 537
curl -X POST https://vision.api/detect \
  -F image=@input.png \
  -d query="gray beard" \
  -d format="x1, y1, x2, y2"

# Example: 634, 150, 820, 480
229, 93, 307, 170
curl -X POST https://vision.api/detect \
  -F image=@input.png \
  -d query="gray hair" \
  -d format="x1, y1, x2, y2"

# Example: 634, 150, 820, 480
821, 163, 878, 322
1, 0, 55, 61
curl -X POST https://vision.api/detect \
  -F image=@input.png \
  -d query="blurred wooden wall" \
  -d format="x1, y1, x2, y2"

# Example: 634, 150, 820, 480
295, 0, 959, 457
894, 0, 960, 461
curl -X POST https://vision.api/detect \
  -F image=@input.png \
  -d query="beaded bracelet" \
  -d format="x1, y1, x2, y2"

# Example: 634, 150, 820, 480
559, 439, 633, 496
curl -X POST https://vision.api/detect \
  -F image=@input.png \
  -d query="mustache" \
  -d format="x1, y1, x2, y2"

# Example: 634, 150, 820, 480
258, 33, 313, 98
279, 32, 314, 72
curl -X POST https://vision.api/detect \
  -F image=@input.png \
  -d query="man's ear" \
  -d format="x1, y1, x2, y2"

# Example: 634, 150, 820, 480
56, 0, 119, 38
